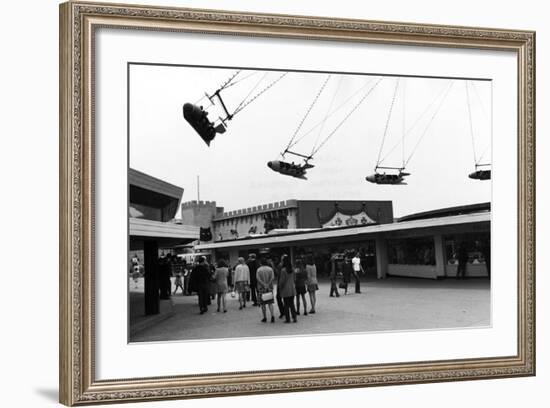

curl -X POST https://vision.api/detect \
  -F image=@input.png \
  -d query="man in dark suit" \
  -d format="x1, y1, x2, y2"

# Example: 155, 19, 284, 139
193, 257, 211, 314
246, 253, 259, 306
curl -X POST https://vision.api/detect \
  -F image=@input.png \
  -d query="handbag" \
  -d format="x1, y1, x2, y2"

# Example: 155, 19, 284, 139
261, 291, 274, 302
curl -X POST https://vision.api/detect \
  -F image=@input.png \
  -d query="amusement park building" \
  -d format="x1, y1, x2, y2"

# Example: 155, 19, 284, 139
129, 168, 199, 316
195, 202, 491, 280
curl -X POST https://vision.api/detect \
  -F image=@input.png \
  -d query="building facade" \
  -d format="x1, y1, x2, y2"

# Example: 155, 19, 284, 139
196, 203, 490, 280
180, 199, 394, 242
129, 168, 199, 316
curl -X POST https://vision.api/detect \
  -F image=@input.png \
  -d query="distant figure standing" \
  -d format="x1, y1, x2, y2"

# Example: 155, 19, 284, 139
271, 257, 285, 319
456, 243, 469, 279
351, 252, 364, 294
329, 255, 340, 297
479, 239, 491, 278
213, 260, 229, 313
279, 255, 297, 323
246, 253, 259, 306
173, 267, 184, 295
158, 255, 172, 300
256, 258, 275, 323
130, 262, 141, 289
193, 256, 212, 314
234, 257, 250, 310
342, 257, 353, 295
294, 259, 308, 316
306, 255, 318, 313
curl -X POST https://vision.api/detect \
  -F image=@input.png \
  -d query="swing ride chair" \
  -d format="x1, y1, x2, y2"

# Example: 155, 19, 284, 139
366, 167, 410, 185
468, 163, 491, 180
183, 70, 288, 146
267, 150, 315, 180
465, 81, 492, 181
182, 103, 226, 146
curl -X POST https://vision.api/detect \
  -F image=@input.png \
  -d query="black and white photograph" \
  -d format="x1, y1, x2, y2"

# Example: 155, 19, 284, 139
128, 64, 492, 343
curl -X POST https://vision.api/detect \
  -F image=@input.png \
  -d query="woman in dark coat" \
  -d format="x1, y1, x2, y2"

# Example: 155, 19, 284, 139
278, 254, 297, 323
294, 259, 308, 316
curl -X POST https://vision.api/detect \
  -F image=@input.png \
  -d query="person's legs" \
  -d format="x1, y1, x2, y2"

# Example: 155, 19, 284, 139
221, 292, 226, 312
216, 293, 221, 312
355, 273, 361, 293
296, 294, 301, 315
260, 303, 267, 322
251, 284, 258, 305
283, 297, 291, 322
330, 279, 339, 297
198, 289, 208, 313
288, 297, 298, 322
457, 263, 465, 279
238, 290, 244, 309
309, 291, 316, 313
301, 293, 308, 315
276, 293, 284, 318
268, 304, 275, 322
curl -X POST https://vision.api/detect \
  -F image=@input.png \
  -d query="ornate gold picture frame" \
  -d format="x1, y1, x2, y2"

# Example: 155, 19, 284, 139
59, 1, 535, 405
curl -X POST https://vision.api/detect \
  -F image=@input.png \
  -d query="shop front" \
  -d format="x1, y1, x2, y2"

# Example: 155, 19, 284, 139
197, 210, 490, 280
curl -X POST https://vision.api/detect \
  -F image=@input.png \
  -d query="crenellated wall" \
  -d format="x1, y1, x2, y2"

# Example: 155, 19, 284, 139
180, 200, 224, 230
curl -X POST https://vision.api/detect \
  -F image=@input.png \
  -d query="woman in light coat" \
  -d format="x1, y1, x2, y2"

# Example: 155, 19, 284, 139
305, 255, 318, 314
233, 257, 250, 310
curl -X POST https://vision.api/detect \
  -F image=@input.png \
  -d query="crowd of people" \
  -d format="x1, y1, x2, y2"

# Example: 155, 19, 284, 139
130, 249, 368, 324
185, 253, 320, 323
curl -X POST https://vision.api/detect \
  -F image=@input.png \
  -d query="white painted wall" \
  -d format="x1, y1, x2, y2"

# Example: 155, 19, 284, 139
0, 1, 547, 407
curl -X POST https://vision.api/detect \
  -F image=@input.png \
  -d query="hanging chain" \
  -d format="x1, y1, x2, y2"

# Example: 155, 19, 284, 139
233, 72, 288, 116
289, 77, 375, 151
465, 81, 478, 166
284, 75, 331, 154
402, 79, 406, 168
232, 73, 268, 116
376, 78, 400, 168
404, 80, 455, 167
311, 77, 383, 157
470, 81, 491, 164
218, 70, 241, 91
379, 81, 453, 165
310, 76, 344, 156
222, 71, 259, 91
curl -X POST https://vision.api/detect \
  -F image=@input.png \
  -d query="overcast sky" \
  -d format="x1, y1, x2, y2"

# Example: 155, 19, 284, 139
129, 64, 491, 218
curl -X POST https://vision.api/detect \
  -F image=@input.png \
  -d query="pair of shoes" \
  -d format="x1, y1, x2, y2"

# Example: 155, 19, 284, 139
200, 311, 204, 315
243, 303, 246, 308
296, 311, 300, 315
271, 316, 275, 323
336, 294, 340, 297
309, 310, 315, 314
261, 317, 267, 323
217, 308, 220, 312
223, 310, 227, 313
329, 294, 334, 297
304, 311, 308, 316
239, 306, 243, 310
292, 319, 297, 323
356, 291, 361, 294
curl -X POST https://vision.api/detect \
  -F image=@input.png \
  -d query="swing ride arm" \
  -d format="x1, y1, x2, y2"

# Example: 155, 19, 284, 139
210, 90, 233, 122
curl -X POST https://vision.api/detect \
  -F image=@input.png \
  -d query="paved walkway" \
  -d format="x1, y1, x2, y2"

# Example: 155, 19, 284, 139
130, 276, 491, 342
